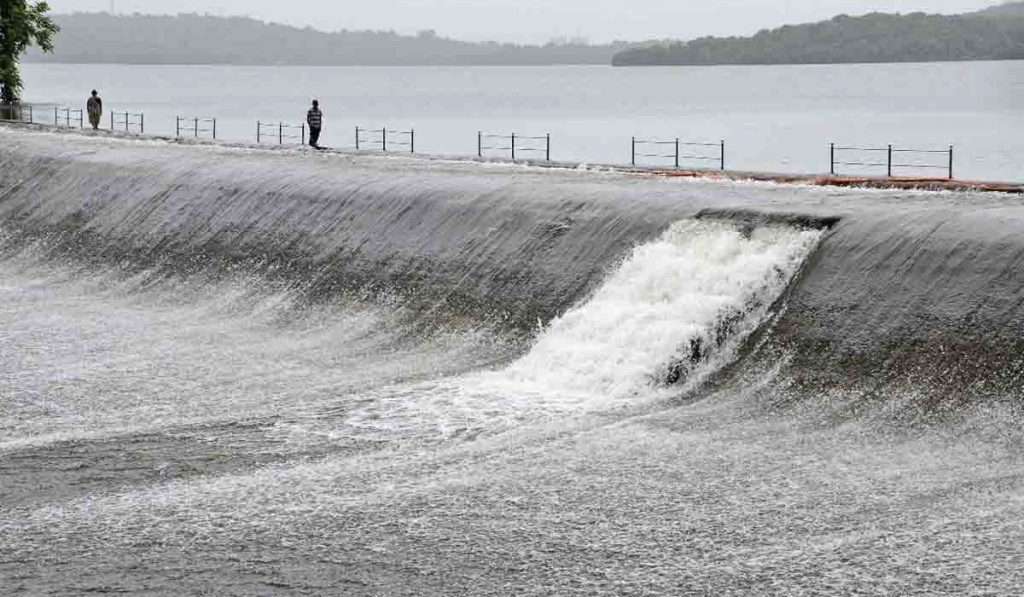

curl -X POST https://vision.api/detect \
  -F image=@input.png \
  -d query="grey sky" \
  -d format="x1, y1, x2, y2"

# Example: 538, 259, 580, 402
48, 0, 1006, 43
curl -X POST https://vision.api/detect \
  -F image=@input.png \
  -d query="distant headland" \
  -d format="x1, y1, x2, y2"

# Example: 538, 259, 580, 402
22, 13, 625, 66
613, 2, 1024, 66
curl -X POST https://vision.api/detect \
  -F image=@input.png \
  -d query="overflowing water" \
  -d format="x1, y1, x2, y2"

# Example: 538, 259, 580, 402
472, 220, 821, 404
2, 127, 1023, 595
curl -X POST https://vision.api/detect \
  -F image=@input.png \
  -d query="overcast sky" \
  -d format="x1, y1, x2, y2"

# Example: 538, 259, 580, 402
48, 0, 1006, 43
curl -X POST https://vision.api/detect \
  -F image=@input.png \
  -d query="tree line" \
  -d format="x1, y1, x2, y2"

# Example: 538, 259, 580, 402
613, 4, 1024, 66
22, 12, 627, 66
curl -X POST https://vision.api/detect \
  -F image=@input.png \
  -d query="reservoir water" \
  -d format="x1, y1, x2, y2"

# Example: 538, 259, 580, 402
20, 60, 1024, 182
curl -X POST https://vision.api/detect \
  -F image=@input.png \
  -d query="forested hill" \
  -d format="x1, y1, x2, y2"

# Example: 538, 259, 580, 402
612, 2, 1024, 66
977, 1, 1024, 16
23, 13, 625, 66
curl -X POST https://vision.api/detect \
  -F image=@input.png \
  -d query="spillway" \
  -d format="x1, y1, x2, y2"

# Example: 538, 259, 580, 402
2, 126, 1023, 595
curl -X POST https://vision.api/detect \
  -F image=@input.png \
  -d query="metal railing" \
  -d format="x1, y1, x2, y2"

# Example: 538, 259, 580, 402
176, 116, 217, 139
830, 143, 954, 180
631, 136, 725, 170
0, 103, 34, 123
257, 121, 306, 145
478, 131, 551, 161
54, 107, 84, 129
5, 98, 975, 183
355, 126, 415, 153
111, 111, 144, 134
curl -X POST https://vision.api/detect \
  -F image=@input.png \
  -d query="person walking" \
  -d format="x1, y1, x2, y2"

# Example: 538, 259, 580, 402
306, 99, 323, 149
86, 90, 103, 130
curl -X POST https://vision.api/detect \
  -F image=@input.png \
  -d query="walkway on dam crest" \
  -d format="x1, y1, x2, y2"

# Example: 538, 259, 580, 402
2, 121, 1021, 196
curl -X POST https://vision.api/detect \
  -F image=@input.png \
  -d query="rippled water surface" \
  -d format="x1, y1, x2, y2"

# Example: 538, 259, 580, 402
3, 224, 1022, 595
20, 61, 1024, 182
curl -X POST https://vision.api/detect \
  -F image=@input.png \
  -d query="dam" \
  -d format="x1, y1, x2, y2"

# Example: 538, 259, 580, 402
2, 125, 1023, 595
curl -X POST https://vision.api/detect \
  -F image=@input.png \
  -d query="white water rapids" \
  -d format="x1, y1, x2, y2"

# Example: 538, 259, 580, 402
486, 220, 822, 402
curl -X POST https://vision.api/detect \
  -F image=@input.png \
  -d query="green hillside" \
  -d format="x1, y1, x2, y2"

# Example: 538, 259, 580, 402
613, 2, 1024, 66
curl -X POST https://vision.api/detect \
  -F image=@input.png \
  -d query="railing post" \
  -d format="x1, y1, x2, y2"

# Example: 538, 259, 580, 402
721, 140, 726, 171
212, 118, 217, 140
279, 122, 283, 145
257, 121, 261, 144
27, 104, 33, 124
511, 133, 516, 161
54, 106, 58, 127
194, 117, 199, 138
546, 133, 551, 161
175, 116, 180, 137
110, 111, 114, 131
675, 138, 680, 169
949, 145, 954, 180
382, 127, 387, 152
631, 137, 635, 166
830, 143, 835, 175
410, 129, 415, 154
887, 144, 893, 178
355, 126, 360, 151
477, 131, 482, 157
302, 124, 306, 146
139, 113, 144, 134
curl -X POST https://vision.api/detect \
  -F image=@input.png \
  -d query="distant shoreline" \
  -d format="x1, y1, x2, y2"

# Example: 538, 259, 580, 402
26, 6, 1024, 68
22, 59, 1024, 68
613, 6, 1024, 66
23, 13, 623, 67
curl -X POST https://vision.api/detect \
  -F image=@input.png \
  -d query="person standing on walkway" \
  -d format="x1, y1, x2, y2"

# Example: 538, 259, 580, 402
86, 90, 103, 130
306, 99, 323, 149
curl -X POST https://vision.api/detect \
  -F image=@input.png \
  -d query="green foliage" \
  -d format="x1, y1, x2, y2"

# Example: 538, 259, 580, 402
0, 0, 58, 103
613, 3, 1024, 66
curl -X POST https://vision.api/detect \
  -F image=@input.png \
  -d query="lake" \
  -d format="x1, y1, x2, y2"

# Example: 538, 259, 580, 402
21, 61, 1024, 182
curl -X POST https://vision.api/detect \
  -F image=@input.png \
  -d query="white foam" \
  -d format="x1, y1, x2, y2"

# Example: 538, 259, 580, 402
463, 219, 823, 408
340, 219, 824, 441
